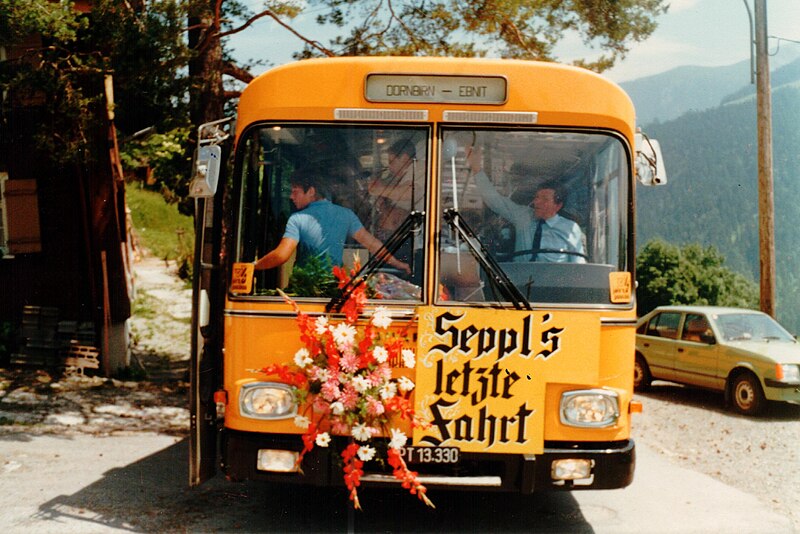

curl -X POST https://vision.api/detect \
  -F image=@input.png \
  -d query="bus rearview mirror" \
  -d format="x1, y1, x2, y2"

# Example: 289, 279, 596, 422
634, 132, 667, 186
189, 145, 222, 198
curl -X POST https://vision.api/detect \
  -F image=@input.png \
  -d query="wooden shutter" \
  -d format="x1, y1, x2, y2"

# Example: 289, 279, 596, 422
5, 178, 42, 254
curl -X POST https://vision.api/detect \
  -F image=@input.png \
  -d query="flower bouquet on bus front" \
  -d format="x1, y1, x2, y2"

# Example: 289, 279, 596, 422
259, 263, 434, 510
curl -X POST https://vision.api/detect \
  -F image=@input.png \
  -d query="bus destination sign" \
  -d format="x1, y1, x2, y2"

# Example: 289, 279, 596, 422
365, 74, 507, 104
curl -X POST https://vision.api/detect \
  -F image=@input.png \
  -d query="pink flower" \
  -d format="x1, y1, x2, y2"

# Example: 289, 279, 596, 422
320, 379, 341, 401
340, 384, 359, 410
332, 421, 349, 435
313, 396, 330, 413
340, 350, 359, 373
366, 397, 385, 416
308, 366, 329, 382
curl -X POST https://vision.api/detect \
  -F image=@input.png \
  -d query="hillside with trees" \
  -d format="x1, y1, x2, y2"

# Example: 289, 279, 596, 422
636, 83, 800, 330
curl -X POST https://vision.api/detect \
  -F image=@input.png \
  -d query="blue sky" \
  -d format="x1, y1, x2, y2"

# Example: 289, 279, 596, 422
230, 0, 800, 83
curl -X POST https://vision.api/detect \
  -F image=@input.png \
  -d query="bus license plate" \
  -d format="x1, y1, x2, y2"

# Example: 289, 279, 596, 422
400, 446, 459, 464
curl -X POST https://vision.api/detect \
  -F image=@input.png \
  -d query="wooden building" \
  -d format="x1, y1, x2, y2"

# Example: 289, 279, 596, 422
0, 2, 133, 373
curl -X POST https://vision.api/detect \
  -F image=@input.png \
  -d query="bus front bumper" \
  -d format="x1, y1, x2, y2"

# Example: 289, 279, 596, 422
221, 430, 635, 492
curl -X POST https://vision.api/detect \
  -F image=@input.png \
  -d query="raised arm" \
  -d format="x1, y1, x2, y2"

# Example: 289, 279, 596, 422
467, 145, 530, 225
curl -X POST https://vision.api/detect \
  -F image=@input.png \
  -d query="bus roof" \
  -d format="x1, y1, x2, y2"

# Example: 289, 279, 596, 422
236, 56, 635, 140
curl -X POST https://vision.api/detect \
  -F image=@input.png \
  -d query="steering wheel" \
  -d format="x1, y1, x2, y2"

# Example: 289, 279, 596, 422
497, 248, 589, 261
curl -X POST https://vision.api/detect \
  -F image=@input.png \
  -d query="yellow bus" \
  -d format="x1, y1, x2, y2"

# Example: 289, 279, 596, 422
188, 56, 666, 496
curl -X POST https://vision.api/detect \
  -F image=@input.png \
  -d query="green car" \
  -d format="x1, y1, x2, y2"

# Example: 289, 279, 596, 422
635, 306, 800, 415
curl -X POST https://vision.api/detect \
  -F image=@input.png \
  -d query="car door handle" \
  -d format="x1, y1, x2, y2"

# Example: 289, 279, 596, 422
677, 348, 684, 352
643, 343, 650, 347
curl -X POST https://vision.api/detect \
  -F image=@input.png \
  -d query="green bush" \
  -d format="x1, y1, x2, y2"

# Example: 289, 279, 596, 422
127, 181, 194, 278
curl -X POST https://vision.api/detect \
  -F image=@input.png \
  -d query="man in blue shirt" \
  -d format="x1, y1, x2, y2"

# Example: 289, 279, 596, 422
467, 146, 586, 263
254, 169, 411, 273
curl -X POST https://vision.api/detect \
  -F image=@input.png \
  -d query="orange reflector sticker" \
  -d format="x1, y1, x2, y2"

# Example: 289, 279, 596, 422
214, 390, 228, 405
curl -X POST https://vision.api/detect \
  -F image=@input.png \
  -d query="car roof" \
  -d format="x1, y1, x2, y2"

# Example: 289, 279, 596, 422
647, 305, 763, 316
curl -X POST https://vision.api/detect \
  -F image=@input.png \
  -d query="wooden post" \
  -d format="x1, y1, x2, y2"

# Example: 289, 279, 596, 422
755, 0, 775, 317
101, 250, 111, 376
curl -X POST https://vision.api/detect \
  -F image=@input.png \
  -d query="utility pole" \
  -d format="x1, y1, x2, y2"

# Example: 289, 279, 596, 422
748, 0, 776, 317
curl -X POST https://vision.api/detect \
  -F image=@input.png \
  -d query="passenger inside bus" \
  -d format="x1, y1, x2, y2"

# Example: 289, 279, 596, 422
465, 144, 586, 263
253, 168, 411, 274
367, 138, 425, 270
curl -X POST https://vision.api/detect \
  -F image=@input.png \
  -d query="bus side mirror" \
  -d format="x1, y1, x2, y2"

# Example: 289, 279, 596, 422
189, 145, 222, 198
634, 131, 667, 186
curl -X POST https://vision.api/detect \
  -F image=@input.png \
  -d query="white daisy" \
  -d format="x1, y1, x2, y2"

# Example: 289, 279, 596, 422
357, 445, 376, 462
396, 376, 415, 393
333, 323, 357, 348
315, 432, 331, 447
352, 422, 371, 442
402, 348, 416, 369
314, 315, 330, 335
371, 307, 392, 329
293, 347, 312, 368
330, 401, 345, 415
372, 346, 389, 364
352, 375, 372, 393
293, 415, 311, 429
379, 381, 397, 400
388, 428, 407, 450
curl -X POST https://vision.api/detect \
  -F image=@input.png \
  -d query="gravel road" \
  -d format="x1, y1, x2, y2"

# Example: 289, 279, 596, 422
632, 383, 800, 531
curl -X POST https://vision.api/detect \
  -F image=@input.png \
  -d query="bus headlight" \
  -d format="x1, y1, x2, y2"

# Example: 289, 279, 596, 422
560, 389, 620, 428
240, 382, 296, 420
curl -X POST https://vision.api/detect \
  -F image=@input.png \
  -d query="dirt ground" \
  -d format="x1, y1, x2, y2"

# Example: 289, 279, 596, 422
0, 255, 190, 437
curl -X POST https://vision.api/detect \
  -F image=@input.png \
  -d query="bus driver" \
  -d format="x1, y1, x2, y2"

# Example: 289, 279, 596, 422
466, 145, 586, 263
253, 168, 411, 274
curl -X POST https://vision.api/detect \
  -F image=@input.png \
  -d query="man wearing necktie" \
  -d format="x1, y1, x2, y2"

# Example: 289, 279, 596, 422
467, 145, 586, 263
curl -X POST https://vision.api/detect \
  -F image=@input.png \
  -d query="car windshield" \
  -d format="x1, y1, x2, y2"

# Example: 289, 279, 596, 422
714, 313, 795, 342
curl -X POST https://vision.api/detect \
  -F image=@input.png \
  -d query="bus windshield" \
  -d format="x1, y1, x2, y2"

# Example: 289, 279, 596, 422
233, 124, 428, 301
438, 128, 629, 305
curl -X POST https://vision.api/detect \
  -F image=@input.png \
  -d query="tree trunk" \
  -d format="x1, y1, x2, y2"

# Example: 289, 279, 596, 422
188, 1, 225, 127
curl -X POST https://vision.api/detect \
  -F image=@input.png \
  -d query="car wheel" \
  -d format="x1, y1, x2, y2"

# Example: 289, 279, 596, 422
730, 372, 766, 415
634, 353, 652, 390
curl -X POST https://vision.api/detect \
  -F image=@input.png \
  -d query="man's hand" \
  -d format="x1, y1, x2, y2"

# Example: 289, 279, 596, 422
465, 144, 483, 175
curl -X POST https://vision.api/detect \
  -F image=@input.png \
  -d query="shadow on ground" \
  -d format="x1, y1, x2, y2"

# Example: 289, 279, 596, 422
637, 380, 800, 421
34, 438, 592, 533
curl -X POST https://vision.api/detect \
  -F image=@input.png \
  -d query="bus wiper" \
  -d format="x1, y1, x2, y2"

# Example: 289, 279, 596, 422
326, 211, 424, 313
443, 208, 531, 311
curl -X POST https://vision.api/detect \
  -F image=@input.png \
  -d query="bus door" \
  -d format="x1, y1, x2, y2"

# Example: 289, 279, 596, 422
188, 119, 231, 486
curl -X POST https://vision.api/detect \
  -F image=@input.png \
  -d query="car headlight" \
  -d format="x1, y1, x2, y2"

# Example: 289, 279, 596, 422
777, 364, 800, 383
560, 389, 620, 428
240, 382, 296, 420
